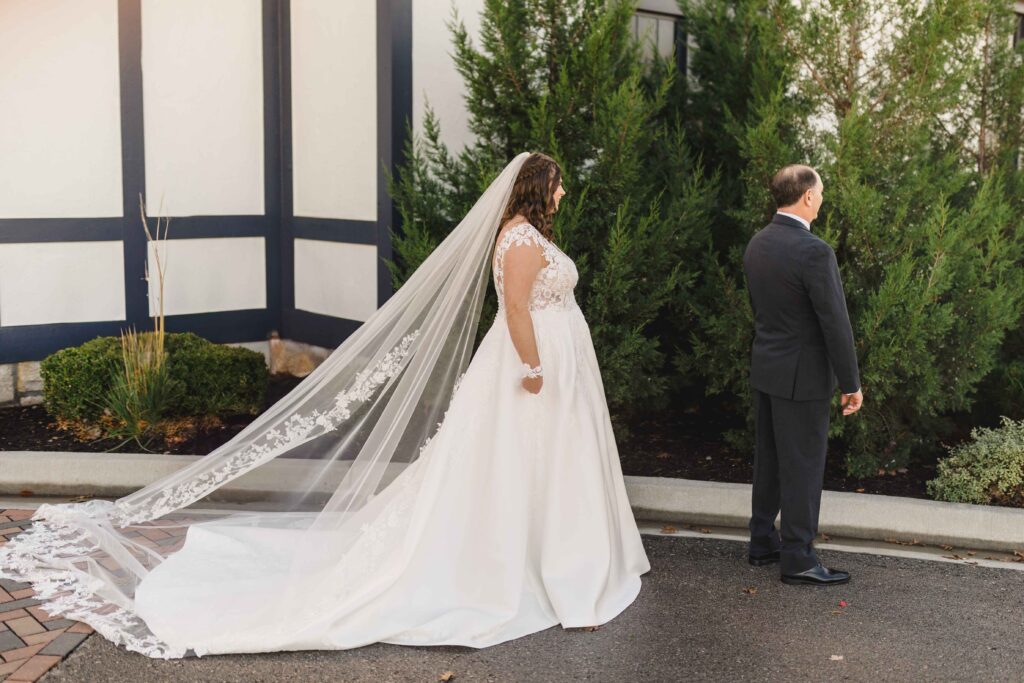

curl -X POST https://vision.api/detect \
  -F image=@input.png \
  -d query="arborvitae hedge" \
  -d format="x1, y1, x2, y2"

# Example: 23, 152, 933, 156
389, 0, 1024, 479
683, 0, 1024, 476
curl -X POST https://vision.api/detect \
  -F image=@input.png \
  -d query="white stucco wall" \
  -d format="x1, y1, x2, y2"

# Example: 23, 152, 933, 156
142, 0, 266, 217
146, 237, 267, 316
412, 0, 483, 154
291, 0, 378, 221
0, 0, 123, 219
293, 239, 378, 322
0, 241, 126, 326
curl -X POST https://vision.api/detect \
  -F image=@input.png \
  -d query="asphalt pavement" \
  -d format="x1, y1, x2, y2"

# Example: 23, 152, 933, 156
41, 535, 1024, 682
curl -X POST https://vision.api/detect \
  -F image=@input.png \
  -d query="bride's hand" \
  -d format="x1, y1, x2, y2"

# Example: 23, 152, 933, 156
522, 376, 543, 394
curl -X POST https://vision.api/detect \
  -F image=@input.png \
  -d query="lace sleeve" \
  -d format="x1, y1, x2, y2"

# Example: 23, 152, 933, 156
494, 224, 549, 304
497, 223, 544, 259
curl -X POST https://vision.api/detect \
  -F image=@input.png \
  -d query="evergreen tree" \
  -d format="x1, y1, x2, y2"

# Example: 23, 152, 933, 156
389, 0, 1024, 470
388, 0, 715, 437
686, 0, 1024, 475
674, 0, 810, 448
950, 0, 1024, 422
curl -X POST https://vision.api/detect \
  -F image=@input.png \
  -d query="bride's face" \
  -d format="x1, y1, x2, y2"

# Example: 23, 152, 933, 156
552, 180, 566, 212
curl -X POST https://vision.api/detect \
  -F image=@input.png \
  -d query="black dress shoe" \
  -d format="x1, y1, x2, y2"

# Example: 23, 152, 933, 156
748, 550, 780, 566
781, 564, 851, 586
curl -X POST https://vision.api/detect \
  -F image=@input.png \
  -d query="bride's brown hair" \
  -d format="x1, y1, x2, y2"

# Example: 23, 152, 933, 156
500, 152, 562, 240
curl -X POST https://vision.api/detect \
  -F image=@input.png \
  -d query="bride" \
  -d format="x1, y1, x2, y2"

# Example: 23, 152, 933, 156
0, 152, 650, 658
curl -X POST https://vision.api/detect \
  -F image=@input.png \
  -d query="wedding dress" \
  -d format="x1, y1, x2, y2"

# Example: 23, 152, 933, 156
132, 221, 650, 654
0, 153, 649, 658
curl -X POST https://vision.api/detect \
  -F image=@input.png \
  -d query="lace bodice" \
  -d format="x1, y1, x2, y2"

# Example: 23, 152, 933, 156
492, 223, 578, 313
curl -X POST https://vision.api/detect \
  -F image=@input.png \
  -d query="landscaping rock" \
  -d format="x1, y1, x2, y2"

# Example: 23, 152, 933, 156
0, 365, 14, 405
16, 362, 42, 393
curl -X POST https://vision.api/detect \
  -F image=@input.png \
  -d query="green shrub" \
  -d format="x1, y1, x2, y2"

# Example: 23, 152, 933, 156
40, 336, 124, 421
974, 322, 1024, 425
928, 417, 1024, 506
162, 333, 268, 417
40, 332, 268, 425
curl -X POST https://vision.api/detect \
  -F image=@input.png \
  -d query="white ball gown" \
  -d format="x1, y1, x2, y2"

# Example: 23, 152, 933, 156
87, 222, 651, 655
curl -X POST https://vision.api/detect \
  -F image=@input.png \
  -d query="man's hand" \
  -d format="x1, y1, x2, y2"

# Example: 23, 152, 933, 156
841, 389, 863, 416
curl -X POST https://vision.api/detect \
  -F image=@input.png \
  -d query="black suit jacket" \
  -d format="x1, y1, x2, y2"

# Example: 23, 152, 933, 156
743, 213, 860, 401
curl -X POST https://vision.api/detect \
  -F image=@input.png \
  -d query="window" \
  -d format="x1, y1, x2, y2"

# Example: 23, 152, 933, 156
632, 1, 686, 74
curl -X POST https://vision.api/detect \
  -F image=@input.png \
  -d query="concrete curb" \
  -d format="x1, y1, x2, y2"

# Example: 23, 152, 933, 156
0, 451, 406, 502
2, 452, 1022, 552
627, 475, 1024, 552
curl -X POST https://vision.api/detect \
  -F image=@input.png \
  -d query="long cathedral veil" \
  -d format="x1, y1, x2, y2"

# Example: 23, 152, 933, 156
0, 152, 532, 658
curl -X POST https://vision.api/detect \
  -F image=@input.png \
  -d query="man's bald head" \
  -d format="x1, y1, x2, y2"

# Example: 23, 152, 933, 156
770, 165, 820, 209
769, 164, 824, 224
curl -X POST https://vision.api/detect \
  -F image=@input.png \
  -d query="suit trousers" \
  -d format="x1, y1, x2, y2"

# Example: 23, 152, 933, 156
748, 389, 831, 574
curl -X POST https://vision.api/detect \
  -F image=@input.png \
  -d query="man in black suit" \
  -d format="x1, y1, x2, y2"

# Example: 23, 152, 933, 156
742, 164, 863, 586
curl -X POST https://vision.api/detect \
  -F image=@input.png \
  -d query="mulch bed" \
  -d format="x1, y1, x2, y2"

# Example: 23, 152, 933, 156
0, 374, 306, 457
617, 410, 938, 501
0, 374, 940, 501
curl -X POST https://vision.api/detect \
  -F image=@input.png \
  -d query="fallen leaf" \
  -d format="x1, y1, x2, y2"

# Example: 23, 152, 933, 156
697, 527, 712, 534
742, 586, 757, 595
581, 625, 601, 632
656, 452, 672, 460
820, 532, 831, 541
855, 488, 865, 493
661, 525, 678, 534
940, 544, 954, 551
439, 672, 455, 682
831, 610, 843, 615
18, 490, 34, 497
884, 537, 923, 546
967, 551, 976, 556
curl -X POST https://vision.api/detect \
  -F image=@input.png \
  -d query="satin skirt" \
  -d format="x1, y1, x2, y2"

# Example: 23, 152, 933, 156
133, 304, 651, 655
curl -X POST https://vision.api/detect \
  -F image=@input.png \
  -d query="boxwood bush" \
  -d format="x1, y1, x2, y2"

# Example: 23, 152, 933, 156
40, 332, 268, 424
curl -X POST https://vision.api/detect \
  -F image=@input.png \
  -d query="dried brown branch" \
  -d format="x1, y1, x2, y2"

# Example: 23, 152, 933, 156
772, 3, 847, 116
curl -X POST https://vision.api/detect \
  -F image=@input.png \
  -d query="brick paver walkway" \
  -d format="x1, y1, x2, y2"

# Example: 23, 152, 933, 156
0, 509, 93, 682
